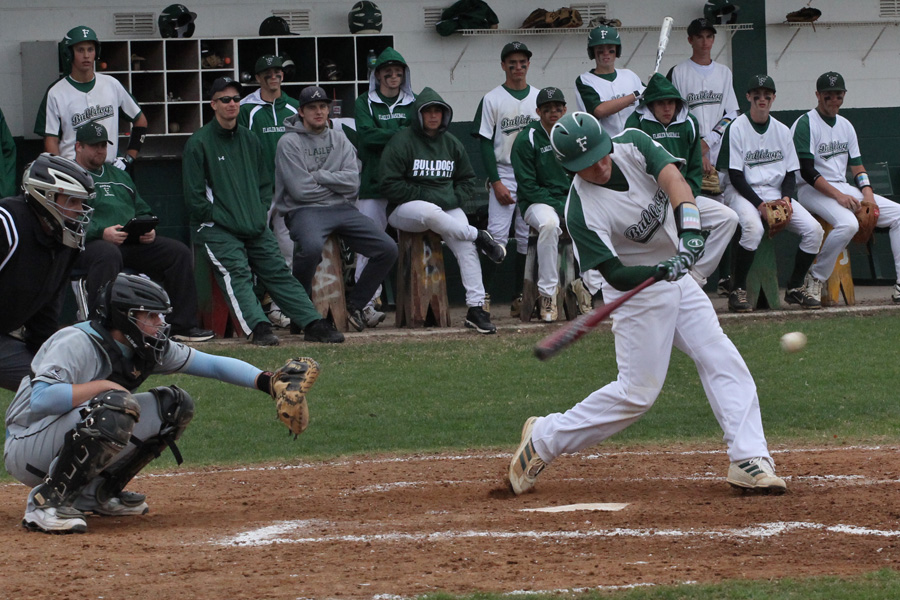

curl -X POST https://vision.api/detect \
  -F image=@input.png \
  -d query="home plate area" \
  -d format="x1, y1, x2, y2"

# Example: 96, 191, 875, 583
1, 446, 899, 599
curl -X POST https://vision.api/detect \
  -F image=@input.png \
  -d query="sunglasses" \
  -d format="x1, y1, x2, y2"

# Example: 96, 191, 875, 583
214, 95, 241, 104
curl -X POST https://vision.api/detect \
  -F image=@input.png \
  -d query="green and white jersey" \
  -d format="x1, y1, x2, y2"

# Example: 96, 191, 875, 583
565, 129, 682, 271
791, 109, 863, 185
35, 74, 142, 162
667, 60, 739, 139
718, 114, 799, 202
574, 68, 644, 136
472, 84, 539, 175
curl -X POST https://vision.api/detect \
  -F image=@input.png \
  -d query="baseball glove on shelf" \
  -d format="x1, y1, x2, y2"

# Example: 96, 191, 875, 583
760, 199, 793, 237
270, 357, 320, 438
852, 200, 880, 244
785, 7, 821, 22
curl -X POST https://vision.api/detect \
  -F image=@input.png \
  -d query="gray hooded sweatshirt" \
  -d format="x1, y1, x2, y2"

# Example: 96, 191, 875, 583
272, 113, 360, 213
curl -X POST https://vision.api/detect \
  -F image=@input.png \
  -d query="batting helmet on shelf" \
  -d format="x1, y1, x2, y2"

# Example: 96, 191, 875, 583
550, 112, 613, 172
280, 52, 296, 80
349, 1, 383, 34
22, 153, 95, 250
259, 16, 295, 36
703, 0, 739, 25
158, 4, 197, 38
587, 25, 621, 59
319, 58, 342, 81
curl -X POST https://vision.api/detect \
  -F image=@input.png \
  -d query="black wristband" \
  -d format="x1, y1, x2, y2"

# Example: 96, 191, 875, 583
127, 126, 147, 152
674, 202, 701, 234
256, 371, 274, 395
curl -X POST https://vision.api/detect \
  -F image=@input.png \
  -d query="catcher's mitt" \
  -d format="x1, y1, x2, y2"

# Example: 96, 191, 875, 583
852, 200, 880, 244
760, 198, 793, 238
270, 357, 320, 438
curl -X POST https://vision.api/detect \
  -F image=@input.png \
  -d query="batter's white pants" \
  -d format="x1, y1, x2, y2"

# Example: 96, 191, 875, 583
355, 198, 390, 307
798, 182, 900, 283
531, 276, 772, 464
488, 170, 530, 255
723, 189, 824, 254
388, 201, 486, 307
581, 197, 739, 294
523, 203, 561, 297
693, 195, 739, 280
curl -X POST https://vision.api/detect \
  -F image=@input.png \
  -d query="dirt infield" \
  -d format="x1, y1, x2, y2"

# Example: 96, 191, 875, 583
2, 444, 898, 599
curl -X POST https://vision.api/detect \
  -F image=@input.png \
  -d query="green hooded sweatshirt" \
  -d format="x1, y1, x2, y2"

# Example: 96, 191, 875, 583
354, 47, 417, 199
624, 73, 703, 197
182, 117, 271, 237
379, 87, 476, 211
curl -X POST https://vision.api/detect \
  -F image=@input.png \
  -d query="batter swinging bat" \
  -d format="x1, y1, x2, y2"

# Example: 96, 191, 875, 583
653, 16, 675, 74
534, 275, 658, 361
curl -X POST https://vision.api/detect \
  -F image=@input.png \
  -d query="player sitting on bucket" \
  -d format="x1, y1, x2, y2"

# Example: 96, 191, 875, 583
507, 112, 786, 496
4, 273, 319, 534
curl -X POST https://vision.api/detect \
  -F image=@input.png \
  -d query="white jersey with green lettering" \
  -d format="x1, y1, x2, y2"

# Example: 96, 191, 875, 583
719, 114, 799, 202
790, 109, 861, 185
474, 84, 540, 176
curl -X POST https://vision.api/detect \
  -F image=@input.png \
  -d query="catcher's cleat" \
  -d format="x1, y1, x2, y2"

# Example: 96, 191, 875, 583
23, 506, 87, 534
76, 495, 149, 517
728, 288, 752, 313
465, 306, 496, 334
803, 273, 824, 303
508, 417, 546, 495
784, 287, 821, 309
475, 230, 506, 264
726, 457, 787, 494
363, 305, 386, 327
251, 321, 280, 346
892, 282, 900, 304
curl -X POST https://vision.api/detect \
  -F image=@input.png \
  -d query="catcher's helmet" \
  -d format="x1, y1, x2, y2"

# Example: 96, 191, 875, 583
704, 0, 739, 25
97, 273, 172, 364
63, 26, 101, 61
349, 1, 383, 34
259, 16, 293, 36
23, 153, 95, 250
587, 25, 622, 59
550, 112, 613, 172
158, 4, 197, 38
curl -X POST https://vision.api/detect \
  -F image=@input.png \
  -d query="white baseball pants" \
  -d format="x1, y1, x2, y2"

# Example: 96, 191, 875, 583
724, 190, 824, 254
487, 170, 529, 255
355, 197, 390, 307
530, 275, 773, 464
523, 203, 561, 297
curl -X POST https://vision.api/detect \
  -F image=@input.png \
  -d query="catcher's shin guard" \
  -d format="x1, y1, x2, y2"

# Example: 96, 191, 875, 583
96, 386, 194, 504
32, 390, 140, 509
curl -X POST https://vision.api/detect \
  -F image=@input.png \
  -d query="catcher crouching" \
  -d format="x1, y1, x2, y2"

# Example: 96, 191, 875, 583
4, 273, 320, 534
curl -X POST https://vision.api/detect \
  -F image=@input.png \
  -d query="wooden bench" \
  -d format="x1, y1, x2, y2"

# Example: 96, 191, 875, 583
814, 217, 855, 306
745, 235, 781, 310
520, 227, 579, 322
395, 230, 451, 328
310, 235, 348, 332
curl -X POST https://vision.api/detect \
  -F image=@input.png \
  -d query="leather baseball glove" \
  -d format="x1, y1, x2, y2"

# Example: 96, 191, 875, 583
786, 7, 821, 22
760, 199, 793, 237
852, 200, 880, 244
270, 357, 320, 438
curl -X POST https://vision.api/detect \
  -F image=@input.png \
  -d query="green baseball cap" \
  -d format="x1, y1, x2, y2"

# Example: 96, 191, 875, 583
817, 71, 846, 92
501, 41, 532, 61
747, 74, 776, 93
75, 122, 112, 145
536, 87, 566, 107
255, 54, 284, 74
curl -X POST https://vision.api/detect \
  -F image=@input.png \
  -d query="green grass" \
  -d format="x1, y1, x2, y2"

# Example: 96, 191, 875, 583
419, 568, 900, 599
2, 312, 898, 479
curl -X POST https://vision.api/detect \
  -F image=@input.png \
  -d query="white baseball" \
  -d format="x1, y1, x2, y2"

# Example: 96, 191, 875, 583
780, 331, 807, 353
169, 122, 180, 133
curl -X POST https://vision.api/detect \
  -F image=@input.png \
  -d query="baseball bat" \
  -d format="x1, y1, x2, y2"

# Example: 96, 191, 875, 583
534, 275, 658, 361
653, 16, 675, 74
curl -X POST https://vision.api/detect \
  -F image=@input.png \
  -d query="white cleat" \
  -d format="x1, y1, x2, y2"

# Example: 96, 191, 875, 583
508, 417, 546, 495
726, 457, 787, 494
23, 506, 88, 534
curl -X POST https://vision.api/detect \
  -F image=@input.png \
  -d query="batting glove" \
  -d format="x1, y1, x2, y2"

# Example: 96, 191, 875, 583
656, 252, 694, 282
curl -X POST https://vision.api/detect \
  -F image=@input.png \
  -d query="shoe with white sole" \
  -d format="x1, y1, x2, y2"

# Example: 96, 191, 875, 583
363, 305, 386, 327
726, 457, 787, 494
76, 493, 150, 517
508, 416, 546, 495
539, 292, 557, 322
23, 506, 87, 534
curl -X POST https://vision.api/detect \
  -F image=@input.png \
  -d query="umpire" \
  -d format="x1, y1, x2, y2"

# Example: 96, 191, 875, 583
0, 154, 95, 390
